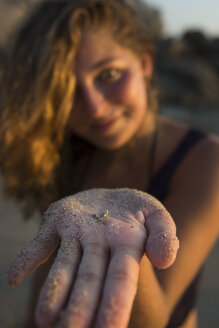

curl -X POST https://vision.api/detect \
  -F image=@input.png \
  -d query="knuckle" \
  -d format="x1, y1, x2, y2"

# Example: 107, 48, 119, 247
109, 270, 136, 286
78, 271, 101, 283
85, 244, 108, 257
54, 256, 73, 267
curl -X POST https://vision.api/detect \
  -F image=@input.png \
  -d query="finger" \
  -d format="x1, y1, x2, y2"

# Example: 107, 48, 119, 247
7, 224, 59, 286
57, 242, 109, 328
144, 205, 180, 269
35, 237, 82, 328
94, 246, 141, 328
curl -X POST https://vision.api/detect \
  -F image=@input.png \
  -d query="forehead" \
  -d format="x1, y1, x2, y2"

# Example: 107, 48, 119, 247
75, 28, 138, 71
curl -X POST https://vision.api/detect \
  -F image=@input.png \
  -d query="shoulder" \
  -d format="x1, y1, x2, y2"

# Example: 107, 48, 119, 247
157, 115, 219, 185
158, 115, 219, 228
174, 129, 219, 199
154, 118, 219, 309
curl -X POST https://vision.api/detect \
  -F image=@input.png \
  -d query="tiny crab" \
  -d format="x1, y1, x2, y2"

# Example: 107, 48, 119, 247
92, 210, 109, 224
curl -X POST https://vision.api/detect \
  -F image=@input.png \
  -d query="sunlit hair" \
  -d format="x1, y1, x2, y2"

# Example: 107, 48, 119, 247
0, 0, 162, 217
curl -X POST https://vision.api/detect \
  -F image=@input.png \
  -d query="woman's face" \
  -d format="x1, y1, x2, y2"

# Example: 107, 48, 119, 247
69, 28, 152, 150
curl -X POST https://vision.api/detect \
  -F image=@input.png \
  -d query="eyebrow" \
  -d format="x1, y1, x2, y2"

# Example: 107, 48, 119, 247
88, 57, 119, 71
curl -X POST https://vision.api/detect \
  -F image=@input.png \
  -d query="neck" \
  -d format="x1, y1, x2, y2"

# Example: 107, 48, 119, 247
82, 112, 158, 190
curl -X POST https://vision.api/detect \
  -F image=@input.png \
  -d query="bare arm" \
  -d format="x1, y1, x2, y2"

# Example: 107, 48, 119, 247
133, 136, 219, 328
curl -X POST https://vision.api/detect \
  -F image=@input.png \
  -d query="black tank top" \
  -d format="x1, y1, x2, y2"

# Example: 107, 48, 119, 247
147, 128, 206, 327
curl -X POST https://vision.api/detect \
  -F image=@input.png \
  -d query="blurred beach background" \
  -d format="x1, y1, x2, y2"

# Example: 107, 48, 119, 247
0, 0, 219, 327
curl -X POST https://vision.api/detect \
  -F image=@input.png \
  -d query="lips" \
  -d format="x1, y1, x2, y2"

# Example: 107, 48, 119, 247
91, 116, 120, 132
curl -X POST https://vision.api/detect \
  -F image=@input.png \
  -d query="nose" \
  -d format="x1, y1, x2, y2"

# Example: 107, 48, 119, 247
76, 84, 107, 118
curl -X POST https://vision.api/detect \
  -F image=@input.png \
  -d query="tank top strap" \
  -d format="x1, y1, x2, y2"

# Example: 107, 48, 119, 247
147, 128, 207, 202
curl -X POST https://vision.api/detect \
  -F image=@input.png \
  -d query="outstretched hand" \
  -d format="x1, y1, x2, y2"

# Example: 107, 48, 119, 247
7, 188, 179, 328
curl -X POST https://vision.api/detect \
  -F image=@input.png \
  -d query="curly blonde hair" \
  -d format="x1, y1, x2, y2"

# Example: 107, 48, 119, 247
0, 0, 162, 217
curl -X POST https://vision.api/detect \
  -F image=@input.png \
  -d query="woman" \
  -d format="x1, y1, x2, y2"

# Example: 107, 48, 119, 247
1, 0, 219, 327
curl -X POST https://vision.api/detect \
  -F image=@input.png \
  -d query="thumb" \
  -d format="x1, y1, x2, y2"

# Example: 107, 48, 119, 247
143, 202, 179, 269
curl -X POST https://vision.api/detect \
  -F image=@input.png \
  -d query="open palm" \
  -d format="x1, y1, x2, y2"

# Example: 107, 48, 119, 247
7, 188, 179, 328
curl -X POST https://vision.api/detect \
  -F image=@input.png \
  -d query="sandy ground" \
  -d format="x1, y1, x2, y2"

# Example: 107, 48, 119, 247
0, 108, 219, 327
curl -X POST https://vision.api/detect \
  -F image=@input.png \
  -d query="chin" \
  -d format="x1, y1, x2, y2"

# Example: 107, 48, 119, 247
92, 134, 134, 151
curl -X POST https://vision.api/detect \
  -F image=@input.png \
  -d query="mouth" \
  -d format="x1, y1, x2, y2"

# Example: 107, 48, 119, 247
91, 116, 120, 133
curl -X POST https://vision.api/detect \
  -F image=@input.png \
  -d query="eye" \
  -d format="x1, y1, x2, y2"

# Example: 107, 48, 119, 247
97, 68, 122, 83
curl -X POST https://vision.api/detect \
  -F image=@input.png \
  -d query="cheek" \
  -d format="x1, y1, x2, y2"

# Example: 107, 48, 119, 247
105, 71, 146, 107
